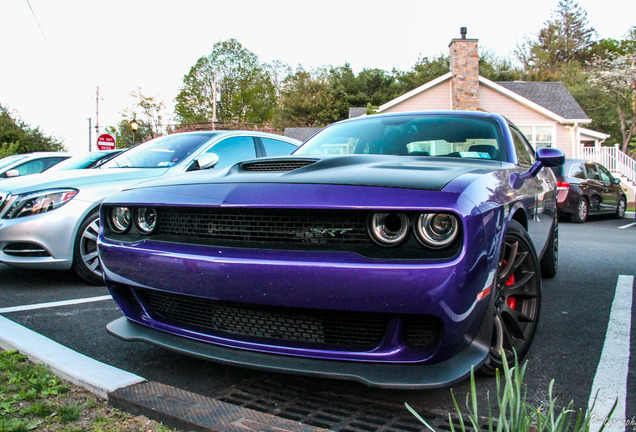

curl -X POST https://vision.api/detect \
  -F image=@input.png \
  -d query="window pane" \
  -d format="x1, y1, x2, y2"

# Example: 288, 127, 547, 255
261, 138, 297, 157
208, 136, 256, 169
535, 127, 553, 148
511, 128, 534, 167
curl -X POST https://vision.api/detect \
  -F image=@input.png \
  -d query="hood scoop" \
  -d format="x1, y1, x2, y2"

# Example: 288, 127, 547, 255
240, 159, 317, 172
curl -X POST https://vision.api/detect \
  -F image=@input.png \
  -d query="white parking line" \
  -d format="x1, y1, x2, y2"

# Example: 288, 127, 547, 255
588, 275, 633, 431
0, 295, 113, 314
618, 222, 636, 229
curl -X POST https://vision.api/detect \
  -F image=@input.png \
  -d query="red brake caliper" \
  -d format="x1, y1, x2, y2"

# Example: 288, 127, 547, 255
506, 270, 516, 309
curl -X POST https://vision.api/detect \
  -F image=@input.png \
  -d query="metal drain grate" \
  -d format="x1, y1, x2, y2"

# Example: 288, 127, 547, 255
217, 379, 490, 432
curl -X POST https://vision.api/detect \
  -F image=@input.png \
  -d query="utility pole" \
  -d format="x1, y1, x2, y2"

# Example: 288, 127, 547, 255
87, 118, 92, 151
95, 86, 100, 135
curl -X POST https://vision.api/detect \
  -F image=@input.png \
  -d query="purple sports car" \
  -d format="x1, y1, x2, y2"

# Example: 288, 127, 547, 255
99, 111, 564, 389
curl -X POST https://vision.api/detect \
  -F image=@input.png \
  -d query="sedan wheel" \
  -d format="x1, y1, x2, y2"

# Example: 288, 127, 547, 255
482, 220, 541, 373
72, 209, 104, 285
570, 198, 588, 223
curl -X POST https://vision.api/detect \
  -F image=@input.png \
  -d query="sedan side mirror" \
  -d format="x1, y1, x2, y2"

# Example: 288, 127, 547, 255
511, 147, 565, 189
5, 169, 20, 178
195, 153, 220, 170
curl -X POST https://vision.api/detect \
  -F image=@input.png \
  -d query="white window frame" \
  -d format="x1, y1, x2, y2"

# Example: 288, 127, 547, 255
517, 125, 556, 149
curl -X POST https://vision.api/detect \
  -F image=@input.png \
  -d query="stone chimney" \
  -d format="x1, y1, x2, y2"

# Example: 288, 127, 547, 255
449, 27, 479, 110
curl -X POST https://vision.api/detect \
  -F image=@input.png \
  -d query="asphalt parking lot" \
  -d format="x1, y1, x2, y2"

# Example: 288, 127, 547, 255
1, 215, 635, 431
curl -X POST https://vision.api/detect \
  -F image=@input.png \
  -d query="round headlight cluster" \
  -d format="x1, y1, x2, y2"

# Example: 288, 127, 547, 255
368, 212, 459, 248
370, 213, 409, 245
108, 206, 157, 235
416, 213, 459, 248
109, 207, 131, 233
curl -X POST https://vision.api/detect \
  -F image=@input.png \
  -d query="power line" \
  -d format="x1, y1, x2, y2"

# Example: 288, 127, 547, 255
25, 0, 47, 41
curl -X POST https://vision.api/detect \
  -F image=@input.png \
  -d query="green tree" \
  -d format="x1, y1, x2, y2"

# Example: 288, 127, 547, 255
395, 55, 450, 91
516, 0, 596, 79
275, 67, 335, 128
0, 105, 65, 157
587, 53, 636, 154
174, 38, 276, 127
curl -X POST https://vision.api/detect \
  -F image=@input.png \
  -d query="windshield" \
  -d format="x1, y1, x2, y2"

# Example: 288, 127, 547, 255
295, 114, 506, 161
0, 154, 27, 170
47, 151, 117, 171
100, 134, 215, 169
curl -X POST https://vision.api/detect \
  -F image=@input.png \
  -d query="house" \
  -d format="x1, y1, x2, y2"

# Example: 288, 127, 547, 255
375, 29, 608, 160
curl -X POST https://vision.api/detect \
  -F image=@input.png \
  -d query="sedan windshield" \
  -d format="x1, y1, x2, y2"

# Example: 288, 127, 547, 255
295, 114, 506, 161
100, 134, 215, 169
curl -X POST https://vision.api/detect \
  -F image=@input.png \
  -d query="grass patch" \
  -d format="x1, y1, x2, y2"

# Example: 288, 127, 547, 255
0, 350, 176, 432
406, 353, 616, 432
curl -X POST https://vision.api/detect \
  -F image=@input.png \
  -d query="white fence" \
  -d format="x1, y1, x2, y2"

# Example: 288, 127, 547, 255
580, 145, 636, 186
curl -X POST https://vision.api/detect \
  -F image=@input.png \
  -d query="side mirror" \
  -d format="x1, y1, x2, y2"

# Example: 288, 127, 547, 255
195, 153, 220, 170
511, 147, 565, 189
5, 169, 20, 178
613, 177, 621, 185
535, 147, 565, 168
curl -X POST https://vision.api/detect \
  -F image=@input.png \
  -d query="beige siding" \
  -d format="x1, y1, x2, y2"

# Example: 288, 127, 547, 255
382, 81, 452, 113
479, 86, 549, 123
479, 86, 573, 158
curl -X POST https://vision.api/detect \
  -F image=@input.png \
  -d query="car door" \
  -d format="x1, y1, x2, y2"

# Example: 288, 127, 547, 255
596, 164, 619, 211
583, 163, 606, 212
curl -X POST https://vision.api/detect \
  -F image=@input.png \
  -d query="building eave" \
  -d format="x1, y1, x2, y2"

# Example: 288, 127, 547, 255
377, 72, 452, 112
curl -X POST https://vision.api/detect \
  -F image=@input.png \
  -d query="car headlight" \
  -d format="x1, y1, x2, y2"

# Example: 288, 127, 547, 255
109, 207, 132, 233
369, 212, 409, 246
416, 213, 459, 248
3, 189, 78, 219
135, 207, 157, 234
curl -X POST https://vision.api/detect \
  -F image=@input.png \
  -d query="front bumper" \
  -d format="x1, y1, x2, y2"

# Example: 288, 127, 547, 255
0, 199, 94, 270
107, 316, 490, 389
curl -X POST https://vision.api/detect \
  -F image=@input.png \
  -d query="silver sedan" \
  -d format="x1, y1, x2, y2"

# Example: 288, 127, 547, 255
0, 131, 300, 284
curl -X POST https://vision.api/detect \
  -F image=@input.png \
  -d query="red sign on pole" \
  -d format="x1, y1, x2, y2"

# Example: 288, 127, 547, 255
96, 133, 116, 150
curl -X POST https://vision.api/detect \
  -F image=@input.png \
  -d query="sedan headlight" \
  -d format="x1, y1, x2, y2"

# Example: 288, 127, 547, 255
3, 189, 78, 219
416, 213, 459, 248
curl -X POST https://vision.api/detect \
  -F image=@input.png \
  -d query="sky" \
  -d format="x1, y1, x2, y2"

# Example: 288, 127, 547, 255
1, 0, 634, 154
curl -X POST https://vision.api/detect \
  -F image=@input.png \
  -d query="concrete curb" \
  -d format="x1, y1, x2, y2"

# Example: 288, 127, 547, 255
0, 315, 145, 398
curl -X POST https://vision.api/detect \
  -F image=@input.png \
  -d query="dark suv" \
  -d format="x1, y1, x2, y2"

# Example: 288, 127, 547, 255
552, 159, 627, 223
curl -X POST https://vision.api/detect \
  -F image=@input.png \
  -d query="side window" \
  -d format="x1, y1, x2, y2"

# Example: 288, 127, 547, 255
14, 160, 45, 176
585, 164, 600, 180
510, 127, 535, 168
261, 138, 297, 157
570, 163, 585, 179
42, 157, 67, 171
206, 136, 256, 169
597, 165, 612, 183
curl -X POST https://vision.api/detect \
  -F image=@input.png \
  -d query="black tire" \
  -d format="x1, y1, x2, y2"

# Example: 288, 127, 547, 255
570, 198, 588, 223
72, 208, 104, 285
481, 220, 541, 374
539, 218, 558, 279
615, 197, 626, 219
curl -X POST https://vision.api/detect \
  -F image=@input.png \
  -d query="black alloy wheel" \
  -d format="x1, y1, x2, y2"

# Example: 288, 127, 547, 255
539, 218, 558, 279
482, 220, 541, 373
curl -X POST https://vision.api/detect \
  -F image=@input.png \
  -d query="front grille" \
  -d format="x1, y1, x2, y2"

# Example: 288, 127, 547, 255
240, 159, 316, 172
139, 289, 388, 348
156, 209, 370, 246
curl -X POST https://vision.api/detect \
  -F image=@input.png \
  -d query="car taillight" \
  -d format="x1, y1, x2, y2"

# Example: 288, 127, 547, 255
557, 182, 570, 191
